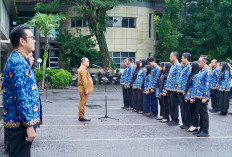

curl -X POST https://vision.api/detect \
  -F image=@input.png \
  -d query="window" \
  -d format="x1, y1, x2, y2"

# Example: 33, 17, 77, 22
129, 18, 136, 28
49, 57, 59, 68
71, 18, 87, 28
110, 52, 136, 68
122, 18, 129, 28
113, 17, 123, 27
107, 17, 113, 27
107, 17, 136, 28
50, 50, 59, 57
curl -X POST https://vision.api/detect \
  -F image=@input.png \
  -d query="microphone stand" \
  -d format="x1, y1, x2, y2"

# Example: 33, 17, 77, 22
92, 64, 119, 122
42, 74, 52, 103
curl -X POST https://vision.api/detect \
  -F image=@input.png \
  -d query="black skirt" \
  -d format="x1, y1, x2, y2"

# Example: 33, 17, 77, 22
218, 91, 230, 113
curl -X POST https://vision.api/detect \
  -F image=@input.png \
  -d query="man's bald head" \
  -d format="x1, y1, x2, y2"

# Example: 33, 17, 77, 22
81, 57, 89, 67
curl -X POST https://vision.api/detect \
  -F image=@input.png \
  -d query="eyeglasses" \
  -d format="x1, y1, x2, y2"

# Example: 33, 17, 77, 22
25, 36, 35, 40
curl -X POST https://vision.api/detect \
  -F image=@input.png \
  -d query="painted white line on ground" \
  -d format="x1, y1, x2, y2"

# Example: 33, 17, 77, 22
41, 123, 162, 127
40, 89, 118, 94
33, 136, 232, 142
44, 114, 139, 117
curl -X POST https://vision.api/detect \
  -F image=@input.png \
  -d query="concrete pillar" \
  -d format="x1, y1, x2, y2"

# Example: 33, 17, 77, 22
34, 28, 40, 62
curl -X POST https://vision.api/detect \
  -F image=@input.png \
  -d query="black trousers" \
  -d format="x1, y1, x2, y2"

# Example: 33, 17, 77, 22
230, 87, 232, 99
137, 89, 143, 111
188, 100, 199, 127
178, 93, 191, 126
218, 91, 230, 113
124, 86, 133, 108
150, 92, 158, 116
4, 127, 9, 153
195, 98, 209, 134
122, 85, 126, 107
132, 89, 139, 110
210, 89, 218, 110
161, 96, 169, 120
167, 91, 179, 122
5, 125, 35, 157
159, 97, 165, 117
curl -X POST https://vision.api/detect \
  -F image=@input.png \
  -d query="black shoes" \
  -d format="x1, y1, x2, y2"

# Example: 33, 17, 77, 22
180, 125, 189, 129
78, 118, 91, 122
192, 130, 201, 135
196, 132, 209, 137
219, 112, 228, 116
121, 106, 127, 110
167, 120, 179, 126
148, 115, 157, 119
209, 109, 217, 113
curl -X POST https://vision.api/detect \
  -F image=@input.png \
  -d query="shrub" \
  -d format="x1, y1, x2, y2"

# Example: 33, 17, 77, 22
45, 69, 58, 83
34, 68, 72, 89
51, 69, 72, 88
35, 69, 43, 87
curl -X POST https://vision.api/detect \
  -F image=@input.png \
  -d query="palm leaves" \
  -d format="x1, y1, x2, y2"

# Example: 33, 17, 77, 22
27, 13, 66, 89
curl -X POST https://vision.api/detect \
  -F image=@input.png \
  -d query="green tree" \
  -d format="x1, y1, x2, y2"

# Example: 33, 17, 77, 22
56, 29, 100, 69
57, 0, 147, 70
154, 0, 184, 62
27, 13, 66, 89
179, 0, 232, 61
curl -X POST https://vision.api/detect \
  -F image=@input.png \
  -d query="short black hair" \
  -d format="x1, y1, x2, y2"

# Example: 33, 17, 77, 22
200, 55, 209, 64
127, 57, 132, 62
10, 24, 30, 48
182, 52, 191, 62
147, 57, 155, 63
171, 52, 179, 58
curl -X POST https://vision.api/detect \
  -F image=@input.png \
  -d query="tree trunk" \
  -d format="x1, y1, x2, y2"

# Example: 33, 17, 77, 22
41, 34, 49, 89
95, 30, 111, 71
85, 7, 111, 71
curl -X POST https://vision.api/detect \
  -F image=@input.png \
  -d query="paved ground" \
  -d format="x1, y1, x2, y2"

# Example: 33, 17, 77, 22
1, 85, 232, 157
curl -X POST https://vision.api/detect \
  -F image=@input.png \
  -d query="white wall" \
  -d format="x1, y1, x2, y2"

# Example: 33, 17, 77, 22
0, 0, 10, 39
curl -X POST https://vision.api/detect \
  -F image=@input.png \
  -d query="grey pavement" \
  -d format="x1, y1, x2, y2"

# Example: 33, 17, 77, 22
1, 85, 232, 157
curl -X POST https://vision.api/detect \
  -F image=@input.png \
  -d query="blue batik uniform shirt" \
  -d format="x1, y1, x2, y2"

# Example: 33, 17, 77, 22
3, 52, 42, 128
185, 75, 197, 100
193, 67, 211, 100
124, 64, 135, 86
143, 74, 151, 93
149, 65, 160, 90
132, 68, 146, 89
120, 66, 129, 85
210, 67, 221, 89
166, 62, 182, 91
218, 70, 231, 91
177, 63, 191, 93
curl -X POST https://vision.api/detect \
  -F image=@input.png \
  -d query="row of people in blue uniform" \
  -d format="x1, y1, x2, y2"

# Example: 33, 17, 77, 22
120, 52, 231, 137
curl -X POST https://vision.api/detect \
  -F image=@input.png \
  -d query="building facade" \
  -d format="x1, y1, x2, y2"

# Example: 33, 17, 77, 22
0, 0, 16, 73
8, 0, 164, 70
61, 1, 164, 69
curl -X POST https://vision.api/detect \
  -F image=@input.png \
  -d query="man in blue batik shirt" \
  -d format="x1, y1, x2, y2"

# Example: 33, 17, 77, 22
166, 52, 182, 126
177, 53, 191, 129
120, 60, 128, 109
3, 25, 41, 156
192, 55, 211, 137
147, 57, 160, 118
121, 58, 135, 110
209, 59, 221, 113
